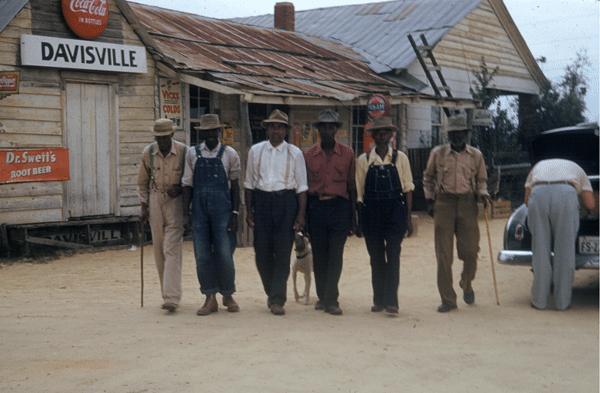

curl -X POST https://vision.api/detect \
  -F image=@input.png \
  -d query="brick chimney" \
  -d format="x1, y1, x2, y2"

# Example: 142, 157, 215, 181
274, 2, 295, 31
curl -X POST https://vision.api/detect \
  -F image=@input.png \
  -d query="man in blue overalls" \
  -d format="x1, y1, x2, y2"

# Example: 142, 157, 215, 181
356, 116, 414, 315
183, 114, 241, 315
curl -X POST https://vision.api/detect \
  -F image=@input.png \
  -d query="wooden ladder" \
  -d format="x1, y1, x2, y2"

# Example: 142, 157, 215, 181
408, 33, 453, 117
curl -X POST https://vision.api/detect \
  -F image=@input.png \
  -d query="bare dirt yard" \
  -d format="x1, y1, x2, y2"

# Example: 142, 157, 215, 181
1, 212, 598, 393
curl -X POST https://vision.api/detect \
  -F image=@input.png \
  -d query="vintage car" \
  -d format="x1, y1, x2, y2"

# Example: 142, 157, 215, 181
497, 122, 599, 269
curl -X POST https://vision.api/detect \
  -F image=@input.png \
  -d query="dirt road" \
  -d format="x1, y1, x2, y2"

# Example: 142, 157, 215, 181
1, 213, 598, 392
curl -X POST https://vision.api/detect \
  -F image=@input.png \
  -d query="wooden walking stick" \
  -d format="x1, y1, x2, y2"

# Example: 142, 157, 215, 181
140, 220, 144, 308
484, 207, 500, 305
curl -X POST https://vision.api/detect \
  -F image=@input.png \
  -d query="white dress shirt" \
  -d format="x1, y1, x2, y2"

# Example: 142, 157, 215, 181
244, 140, 308, 193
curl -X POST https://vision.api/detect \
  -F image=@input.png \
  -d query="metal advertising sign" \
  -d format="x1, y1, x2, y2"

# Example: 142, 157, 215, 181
0, 71, 19, 94
367, 94, 391, 119
62, 0, 109, 40
0, 148, 70, 184
158, 78, 183, 130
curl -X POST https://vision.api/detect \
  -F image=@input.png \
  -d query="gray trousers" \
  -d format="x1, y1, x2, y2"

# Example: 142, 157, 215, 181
529, 184, 579, 310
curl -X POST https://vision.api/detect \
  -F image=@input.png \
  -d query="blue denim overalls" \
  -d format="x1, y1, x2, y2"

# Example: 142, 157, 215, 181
362, 149, 407, 308
192, 144, 236, 296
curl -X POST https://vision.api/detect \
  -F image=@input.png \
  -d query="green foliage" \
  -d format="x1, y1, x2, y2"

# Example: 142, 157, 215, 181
518, 51, 590, 145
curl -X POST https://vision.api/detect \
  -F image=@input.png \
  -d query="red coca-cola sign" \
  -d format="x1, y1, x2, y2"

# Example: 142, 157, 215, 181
62, 0, 109, 39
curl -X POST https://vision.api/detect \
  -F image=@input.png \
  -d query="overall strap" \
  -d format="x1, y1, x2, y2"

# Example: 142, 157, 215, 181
195, 144, 202, 158
216, 144, 226, 160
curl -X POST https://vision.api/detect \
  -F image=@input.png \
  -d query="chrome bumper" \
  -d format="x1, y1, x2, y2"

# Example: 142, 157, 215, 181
498, 250, 599, 269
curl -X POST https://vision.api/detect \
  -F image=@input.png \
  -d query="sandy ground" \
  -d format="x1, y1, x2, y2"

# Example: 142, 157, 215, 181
0, 212, 598, 393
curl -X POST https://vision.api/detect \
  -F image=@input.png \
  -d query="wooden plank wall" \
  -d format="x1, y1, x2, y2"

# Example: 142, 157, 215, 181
432, 0, 533, 82
0, 0, 158, 224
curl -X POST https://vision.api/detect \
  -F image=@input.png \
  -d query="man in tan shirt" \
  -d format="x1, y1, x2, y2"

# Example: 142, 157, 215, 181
423, 115, 491, 313
137, 119, 188, 312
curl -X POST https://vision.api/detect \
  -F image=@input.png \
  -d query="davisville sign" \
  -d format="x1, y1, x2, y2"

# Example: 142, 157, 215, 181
20, 34, 147, 74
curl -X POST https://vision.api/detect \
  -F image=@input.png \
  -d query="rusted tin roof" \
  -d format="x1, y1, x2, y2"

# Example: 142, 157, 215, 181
232, 0, 484, 74
128, 2, 418, 102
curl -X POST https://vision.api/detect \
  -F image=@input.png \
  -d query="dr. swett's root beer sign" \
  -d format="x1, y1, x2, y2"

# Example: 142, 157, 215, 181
0, 149, 70, 184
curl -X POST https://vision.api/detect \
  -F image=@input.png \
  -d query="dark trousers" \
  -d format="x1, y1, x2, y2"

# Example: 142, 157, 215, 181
307, 196, 351, 308
253, 190, 297, 306
363, 198, 406, 308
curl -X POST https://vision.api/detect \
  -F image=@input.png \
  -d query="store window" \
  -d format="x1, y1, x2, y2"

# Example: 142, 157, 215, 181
189, 85, 211, 146
431, 106, 442, 146
351, 106, 367, 156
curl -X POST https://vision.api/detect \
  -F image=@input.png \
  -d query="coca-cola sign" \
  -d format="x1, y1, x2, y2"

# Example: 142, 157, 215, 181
62, 0, 109, 39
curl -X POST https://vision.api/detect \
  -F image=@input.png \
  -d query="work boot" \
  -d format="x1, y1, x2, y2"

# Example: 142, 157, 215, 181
223, 295, 240, 312
197, 294, 218, 315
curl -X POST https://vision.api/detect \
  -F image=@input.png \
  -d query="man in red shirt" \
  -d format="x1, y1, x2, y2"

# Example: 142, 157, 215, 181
304, 110, 357, 315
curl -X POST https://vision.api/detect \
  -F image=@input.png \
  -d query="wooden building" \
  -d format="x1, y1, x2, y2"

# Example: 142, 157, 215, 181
1, 0, 470, 254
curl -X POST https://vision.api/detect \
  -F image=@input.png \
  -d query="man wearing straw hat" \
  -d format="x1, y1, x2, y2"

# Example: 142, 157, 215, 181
423, 114, 491, 313
182, 114, 241, 315
137, 119, 188, 312
355, 116, 414, 315
244, 109, 308, 316
304, 109, 357, 316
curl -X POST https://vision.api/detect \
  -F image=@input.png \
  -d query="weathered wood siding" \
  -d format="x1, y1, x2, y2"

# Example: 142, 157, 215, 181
0, 0, 158, 224
425, 0, 539, 97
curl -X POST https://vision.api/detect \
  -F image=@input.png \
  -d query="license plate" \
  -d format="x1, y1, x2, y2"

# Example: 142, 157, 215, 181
578, 236, 599, 255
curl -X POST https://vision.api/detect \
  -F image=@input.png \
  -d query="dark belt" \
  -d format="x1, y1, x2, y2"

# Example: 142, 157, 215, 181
533, 180, 574, 188
254, 189, 296, 196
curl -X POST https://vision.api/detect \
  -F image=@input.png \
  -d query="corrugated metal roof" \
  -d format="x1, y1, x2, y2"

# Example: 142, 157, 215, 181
128, 2, 418, 101
0, 0, 28, 34
231, 0, 484, 74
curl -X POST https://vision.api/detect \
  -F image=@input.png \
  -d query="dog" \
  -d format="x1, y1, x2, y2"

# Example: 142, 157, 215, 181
292, 232, 313, 305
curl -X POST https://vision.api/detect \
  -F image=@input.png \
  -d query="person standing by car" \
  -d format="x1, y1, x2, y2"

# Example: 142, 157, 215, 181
304, 109, 357, 316
244, 110, 308, 316
422, 114, 491, 313
525, 158, 594, 311
137, 119, 187, 312
355, 116, 413, 315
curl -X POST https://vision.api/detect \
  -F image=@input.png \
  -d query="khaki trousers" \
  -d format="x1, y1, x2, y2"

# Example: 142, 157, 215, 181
149, 191, 184, 305
434, 193, 480, 306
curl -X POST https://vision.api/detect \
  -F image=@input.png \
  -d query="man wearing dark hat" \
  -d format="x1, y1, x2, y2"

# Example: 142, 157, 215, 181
304, 109, 356, 315
244, 109, 308, 315
355, 116, 414, 315
182, 114, 241, 315
423, 114, 491, 313
137, 118, 188, 312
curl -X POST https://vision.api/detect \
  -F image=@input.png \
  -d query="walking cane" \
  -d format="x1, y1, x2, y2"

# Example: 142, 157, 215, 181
140, 220, 144, 308
484, 207, 500, 305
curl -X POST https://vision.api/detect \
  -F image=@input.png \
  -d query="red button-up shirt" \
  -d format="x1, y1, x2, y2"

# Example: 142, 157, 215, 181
304, 142, 356, 200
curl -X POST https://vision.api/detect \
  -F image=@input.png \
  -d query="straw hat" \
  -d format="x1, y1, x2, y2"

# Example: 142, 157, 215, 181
446, 115, 470, 133
368, 116, 398, 133
261, 109, 291, 129
194, 114, 223, 130
312, 109, 343, 128
153, 119, 175, 136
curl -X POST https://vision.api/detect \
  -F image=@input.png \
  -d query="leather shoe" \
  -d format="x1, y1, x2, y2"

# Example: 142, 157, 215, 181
223, 296, 239, 312
371, 305, 384, 312
314, 301, 325, 310
270, 303, 285, 315
385, 306, 399, 314
437, 303, 457, 313
324, 305, 343, 315
162, 302, 178, 312
464, 291, 475, 305
197, 294, 218, 315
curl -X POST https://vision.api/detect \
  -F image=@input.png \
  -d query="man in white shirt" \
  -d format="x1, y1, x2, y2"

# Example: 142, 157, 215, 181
244, 110, 308, 315
525, 158, 594, 311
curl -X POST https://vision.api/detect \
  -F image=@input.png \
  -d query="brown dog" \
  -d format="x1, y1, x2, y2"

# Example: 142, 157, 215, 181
292, 232, 313, 305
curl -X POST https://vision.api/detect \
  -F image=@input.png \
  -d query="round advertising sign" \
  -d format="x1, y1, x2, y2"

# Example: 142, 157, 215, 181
367, 94, 391, 118
62, 0, 109, 40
